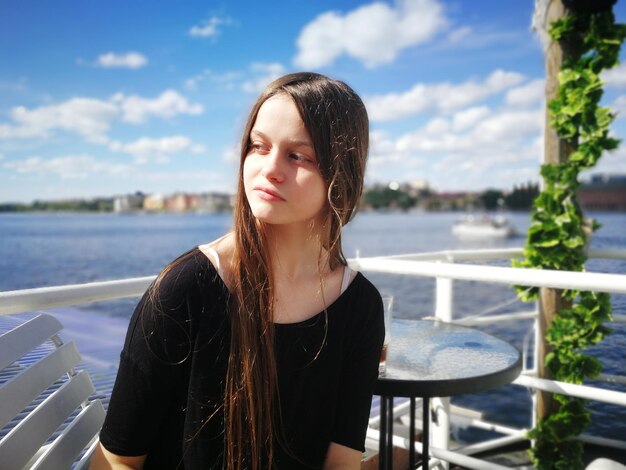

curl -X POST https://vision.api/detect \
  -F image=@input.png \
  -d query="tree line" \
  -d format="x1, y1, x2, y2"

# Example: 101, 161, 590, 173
0, 198, 114, 213
362, 183, 540, 211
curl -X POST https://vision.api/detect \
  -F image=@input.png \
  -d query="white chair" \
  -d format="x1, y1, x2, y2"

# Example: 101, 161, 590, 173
0, 313, 105, 469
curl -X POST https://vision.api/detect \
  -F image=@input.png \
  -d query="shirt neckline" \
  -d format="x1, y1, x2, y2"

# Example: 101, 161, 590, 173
194, 246, 361, 327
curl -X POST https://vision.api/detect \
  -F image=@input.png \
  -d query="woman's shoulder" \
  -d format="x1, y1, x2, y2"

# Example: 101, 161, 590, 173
347, 272, 382, 305
332, 271, 383, 329
155, 248, 211, 292
330, 272, 384, 353
151, 238, 231, 305
350, 272, 384, 323
197, 232, 236, 291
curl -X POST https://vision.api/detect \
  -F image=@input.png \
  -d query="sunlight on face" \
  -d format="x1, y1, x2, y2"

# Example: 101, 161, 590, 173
243, 95, 327, 229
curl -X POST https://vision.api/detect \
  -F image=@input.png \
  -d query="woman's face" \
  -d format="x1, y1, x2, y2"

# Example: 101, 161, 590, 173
243, 94, 327, 229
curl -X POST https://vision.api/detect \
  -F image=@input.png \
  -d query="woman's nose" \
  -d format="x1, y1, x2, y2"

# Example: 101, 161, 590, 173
261, 151, 285, 182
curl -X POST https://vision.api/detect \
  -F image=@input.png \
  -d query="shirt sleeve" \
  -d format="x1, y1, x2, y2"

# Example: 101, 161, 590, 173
99, 251, 200, 456
331, 279, 385, 451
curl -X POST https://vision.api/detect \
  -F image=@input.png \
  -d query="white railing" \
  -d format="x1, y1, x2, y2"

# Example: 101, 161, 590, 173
351, 254, 626, 294
357, 247, 626, 469
1, 246, 626, 470
0, 276, 155, 316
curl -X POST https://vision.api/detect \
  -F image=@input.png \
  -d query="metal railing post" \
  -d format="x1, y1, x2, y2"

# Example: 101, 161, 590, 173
435, 277, 453, 323
433, 258, 454, 469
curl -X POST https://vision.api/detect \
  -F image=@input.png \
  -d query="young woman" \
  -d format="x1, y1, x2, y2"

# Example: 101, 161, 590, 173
91, 72, 385, 469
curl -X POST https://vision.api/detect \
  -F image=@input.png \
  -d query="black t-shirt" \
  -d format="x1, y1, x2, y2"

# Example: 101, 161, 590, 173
99, 247, 384, 469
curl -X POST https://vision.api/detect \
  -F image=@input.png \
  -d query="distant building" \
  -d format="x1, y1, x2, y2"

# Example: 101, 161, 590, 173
579, 174, 626, 211
196, 192, 232, 212
113, 192, 145, 213
164, 193, 189, 212
187, 193, 201, 211
143, 194, 165, 212
112, 190, 233, 213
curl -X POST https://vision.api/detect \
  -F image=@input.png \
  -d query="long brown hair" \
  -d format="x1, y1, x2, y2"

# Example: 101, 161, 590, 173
226, 72, 369, 469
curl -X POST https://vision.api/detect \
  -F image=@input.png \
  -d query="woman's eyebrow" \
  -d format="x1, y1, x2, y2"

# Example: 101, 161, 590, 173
250, 129, 313, 149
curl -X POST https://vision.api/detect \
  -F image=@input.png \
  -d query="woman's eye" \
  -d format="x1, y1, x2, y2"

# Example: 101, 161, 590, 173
250, 141, 269, 153
289, 153, 312, 163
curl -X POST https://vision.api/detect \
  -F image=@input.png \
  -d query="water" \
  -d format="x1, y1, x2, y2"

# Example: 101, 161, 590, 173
1, 210, 624, 442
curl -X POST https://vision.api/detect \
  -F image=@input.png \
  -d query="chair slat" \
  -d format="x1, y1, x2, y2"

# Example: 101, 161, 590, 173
0, 370, 94, 470
30, 400, 105, 470
73, 437, 101, 470
0, 314, 62, 370
0, 342, 81, 429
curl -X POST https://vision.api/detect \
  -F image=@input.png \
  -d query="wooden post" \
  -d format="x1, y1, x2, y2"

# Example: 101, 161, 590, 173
537, 288, 570, 418
537, 0, 576, 420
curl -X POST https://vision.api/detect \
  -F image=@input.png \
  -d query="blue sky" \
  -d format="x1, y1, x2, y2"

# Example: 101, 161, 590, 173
1, 0, 625, 203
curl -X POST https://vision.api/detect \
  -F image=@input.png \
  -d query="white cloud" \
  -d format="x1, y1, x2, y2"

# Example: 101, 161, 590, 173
369, 130, 418, 167
367, 104, 543, 190
222, 144, 240, 163
0, 90, 204, 143
445, 26, 472, 44
139, 170, 224, 182
505, 79, 545, 107
95, 52, 148, 69
109, 136, 206, 163
442, 28, 524, 51
111, 89, 204, 123
294, 0, 448, 68
185, 63, 284, 93
367, 130, 427, 184
0, 98, 118, 142
3, 154, 130, 179
189, 16, 230, 38
294, 12, 345, 70
603, 63, 626, 88
366, 70, 525, 121
451, 106, 490, 131
184, 69, 241, 91
471, 109, 542, 144
242, 63, 286, 94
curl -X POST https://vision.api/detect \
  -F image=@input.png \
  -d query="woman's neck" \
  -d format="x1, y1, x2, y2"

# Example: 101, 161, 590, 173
265, 224, 345, 325
266, 224, 330, 281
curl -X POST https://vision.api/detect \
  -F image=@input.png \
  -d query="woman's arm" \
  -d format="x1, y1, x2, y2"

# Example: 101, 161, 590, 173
89, 443, 146, 470
324, 442, 362, 470
96, 250, 205, 466
326, 280, 385, 468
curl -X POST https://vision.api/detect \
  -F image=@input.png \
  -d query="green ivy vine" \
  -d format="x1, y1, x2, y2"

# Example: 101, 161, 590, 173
512, 6, 625, 470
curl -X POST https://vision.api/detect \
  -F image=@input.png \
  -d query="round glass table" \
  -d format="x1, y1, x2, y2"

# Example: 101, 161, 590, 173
375, 319, 522, 470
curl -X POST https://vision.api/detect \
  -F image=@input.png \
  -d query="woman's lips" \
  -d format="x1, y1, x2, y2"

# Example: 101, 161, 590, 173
254, 186, 285, 201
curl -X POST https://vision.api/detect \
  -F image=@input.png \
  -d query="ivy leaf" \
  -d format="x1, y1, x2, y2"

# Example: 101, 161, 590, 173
535, 238, 560, 248
600, 136, 620, 151
558, 69, 580, 85
569, 150, 586, 162
563, 236, 584, 248
595, 106, 614, 128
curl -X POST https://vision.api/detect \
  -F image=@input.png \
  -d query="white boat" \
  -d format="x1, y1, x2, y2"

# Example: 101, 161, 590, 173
452, 214, 516, 239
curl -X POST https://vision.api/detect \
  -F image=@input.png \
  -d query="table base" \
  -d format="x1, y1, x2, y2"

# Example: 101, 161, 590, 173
378, 396, 430, 470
